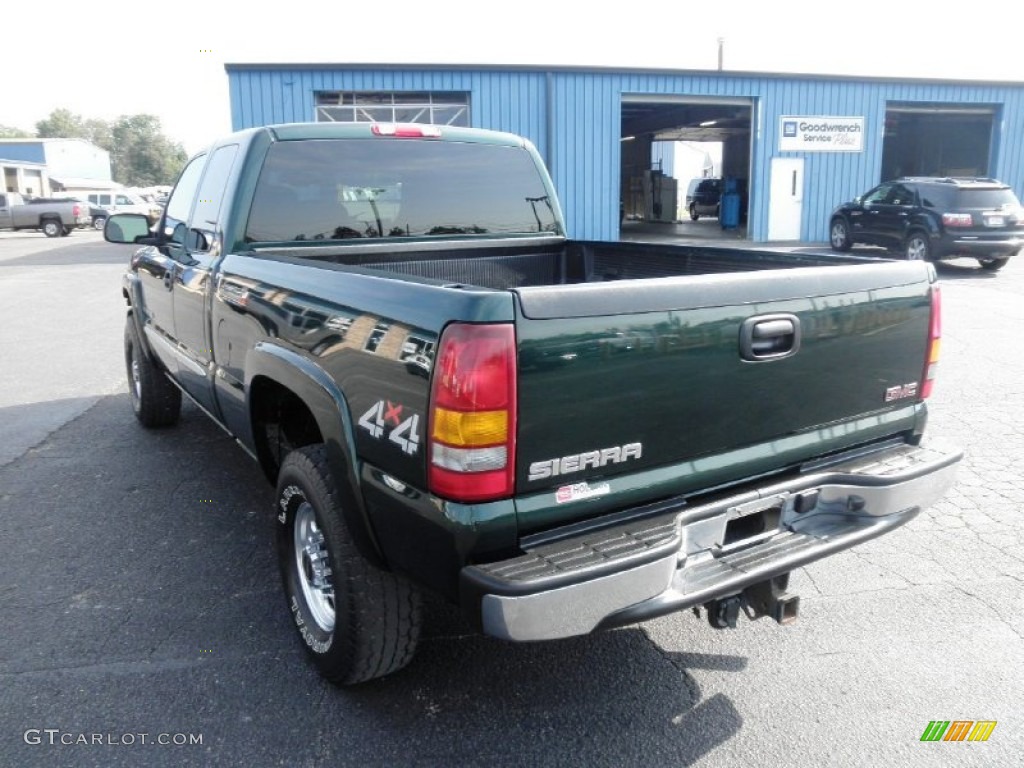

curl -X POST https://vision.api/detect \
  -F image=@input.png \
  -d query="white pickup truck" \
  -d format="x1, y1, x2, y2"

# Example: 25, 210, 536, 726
0, 192, 92, 237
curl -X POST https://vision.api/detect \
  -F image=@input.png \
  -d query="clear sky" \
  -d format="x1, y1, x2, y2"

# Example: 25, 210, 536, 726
5, 1, 1023, 155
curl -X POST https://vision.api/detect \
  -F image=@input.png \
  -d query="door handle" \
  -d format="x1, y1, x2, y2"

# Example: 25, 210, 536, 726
740, 314, 801, 361
163, 268, 175, 290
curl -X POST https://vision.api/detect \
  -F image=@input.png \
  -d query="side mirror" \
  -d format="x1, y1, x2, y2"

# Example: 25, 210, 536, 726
105, 213, 154, 244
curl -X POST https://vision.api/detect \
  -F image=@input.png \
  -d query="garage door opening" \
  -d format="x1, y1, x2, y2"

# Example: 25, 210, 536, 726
620, 96, 753, 242
882, 104, 996, 180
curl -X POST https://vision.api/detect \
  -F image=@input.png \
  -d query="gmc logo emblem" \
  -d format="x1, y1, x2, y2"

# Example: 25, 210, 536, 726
884, 382, 919, 402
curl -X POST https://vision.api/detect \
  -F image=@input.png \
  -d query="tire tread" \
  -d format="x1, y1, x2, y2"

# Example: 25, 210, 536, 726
279, 445, 422, 685
124, 316, 181, 428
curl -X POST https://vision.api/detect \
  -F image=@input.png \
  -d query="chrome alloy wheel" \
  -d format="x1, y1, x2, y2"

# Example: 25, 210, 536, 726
906, 235, 929, 261
830, 221, 847, 249
293, 501, 335, 632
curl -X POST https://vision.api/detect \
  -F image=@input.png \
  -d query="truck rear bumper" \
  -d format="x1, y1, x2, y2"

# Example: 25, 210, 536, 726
462, 440, 961, 641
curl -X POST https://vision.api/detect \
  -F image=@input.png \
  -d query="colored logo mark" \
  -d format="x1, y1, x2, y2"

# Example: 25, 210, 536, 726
783, 121, 798, 138
920, 720, 996, 742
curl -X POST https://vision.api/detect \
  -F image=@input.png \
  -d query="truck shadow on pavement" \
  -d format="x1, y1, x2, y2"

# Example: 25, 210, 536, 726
2, 240, 134, 268
0, 392, 746, 768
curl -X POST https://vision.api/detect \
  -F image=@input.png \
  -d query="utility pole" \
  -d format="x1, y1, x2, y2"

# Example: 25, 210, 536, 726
717, 37, 724, 71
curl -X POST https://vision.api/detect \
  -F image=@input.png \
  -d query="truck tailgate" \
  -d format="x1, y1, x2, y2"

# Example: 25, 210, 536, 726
512, 261, 934, 528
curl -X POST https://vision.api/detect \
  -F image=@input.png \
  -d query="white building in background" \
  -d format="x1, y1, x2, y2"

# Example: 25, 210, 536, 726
0, 158, 49, 197
0, 138, 114, 196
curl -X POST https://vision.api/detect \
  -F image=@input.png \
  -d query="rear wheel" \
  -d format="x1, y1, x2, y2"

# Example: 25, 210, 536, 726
277, 445, 422, 685
829, 218, 852, 251
905, 232, 931, 261
977, 257, 1009, 271
61, 226, 72, 236
124, 315, 181, 427
42, 219, 62, 238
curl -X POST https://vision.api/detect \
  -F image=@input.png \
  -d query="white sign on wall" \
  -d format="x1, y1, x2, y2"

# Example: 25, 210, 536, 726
779, 116, 864, 152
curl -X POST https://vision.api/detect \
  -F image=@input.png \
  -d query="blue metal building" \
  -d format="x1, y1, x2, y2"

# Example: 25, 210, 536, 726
225, 63, 1024, 243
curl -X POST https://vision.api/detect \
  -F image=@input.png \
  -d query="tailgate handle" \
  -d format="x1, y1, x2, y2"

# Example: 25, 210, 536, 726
740, 314, 801, 361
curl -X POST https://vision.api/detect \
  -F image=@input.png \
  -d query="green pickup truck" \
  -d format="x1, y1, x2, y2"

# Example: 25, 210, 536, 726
106, 122, 961, 685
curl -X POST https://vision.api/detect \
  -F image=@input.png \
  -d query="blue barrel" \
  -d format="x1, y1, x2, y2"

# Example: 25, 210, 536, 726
720, 191, 741, 229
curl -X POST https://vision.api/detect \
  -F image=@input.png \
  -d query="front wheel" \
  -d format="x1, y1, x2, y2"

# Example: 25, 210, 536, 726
42, 219, 62, 238
829, 218, 852, 251
277, 445, 422, 685
124, 315, 181, 427
978, 257, 1009, 271
905, 232, 931, 261
93, 216, 107, 231
689, 204, 699, 221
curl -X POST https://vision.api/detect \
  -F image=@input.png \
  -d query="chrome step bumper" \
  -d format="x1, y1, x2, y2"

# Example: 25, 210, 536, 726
463, 440, 962, 641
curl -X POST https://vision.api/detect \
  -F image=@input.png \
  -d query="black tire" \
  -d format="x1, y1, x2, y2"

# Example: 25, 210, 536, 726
905, 232, 931, 261
978, 257, 1008, 271
689, 204, 699, 221
124, 315, 181, 427
41, 219, 62, 238
276, 445, 421, 685
61, 226, 71, 236
829, 217, 852, 251
93, 216, 107, 231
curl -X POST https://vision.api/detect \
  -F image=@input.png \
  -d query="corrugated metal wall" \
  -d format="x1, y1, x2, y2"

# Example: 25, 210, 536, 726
227, 65, 1024, 243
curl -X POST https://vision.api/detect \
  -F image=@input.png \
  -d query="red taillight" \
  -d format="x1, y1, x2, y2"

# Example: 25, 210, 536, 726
371, 123, 442, 139
921, 286, 941, 399
942, 212, 972, 227
72, 203, 81, 216
428, 323, 516, 502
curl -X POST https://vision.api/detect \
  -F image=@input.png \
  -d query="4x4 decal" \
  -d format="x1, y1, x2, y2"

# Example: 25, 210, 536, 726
358, 400, 421, 455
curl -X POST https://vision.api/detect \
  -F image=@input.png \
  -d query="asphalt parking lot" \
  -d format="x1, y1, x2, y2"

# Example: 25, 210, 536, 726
1, 229, 1022, 767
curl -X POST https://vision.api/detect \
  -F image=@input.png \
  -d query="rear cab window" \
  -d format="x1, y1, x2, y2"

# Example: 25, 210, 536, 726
244, 139, 562, 244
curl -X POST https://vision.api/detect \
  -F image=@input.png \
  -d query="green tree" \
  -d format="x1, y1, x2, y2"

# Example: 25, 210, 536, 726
82, 118, 113, 152
35, 108, 88, 140
0, 125, 33, 138
109, 114, 187, 186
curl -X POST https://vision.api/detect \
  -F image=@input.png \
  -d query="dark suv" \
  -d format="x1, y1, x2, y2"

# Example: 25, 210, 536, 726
686, 177, 722, 220
829, 177, 1023, 270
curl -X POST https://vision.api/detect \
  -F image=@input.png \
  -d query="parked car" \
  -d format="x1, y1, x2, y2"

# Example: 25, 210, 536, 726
829, 177, 1023, 271
685, 177, 722, 220
0, 193, 91, 236
73, 191, 162, 227
104, 122, 960, 685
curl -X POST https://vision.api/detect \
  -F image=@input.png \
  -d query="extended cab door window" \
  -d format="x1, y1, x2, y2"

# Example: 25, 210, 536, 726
187, 144, 239, 256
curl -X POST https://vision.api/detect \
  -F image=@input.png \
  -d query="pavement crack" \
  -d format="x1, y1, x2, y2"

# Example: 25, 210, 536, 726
951, 584, 1024, 642
798, 566, 823, 596
641, 627, 701, 704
